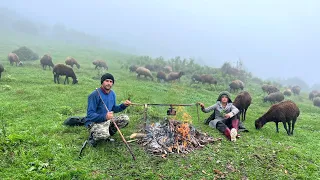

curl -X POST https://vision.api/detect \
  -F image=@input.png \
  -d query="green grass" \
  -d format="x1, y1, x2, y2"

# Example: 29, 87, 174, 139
0, 35, 319, 180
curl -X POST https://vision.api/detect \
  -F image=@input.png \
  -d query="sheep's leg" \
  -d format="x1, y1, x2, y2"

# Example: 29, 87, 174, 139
57, 75, 60, 84
54, 74, 56, 83
282, 122, 289, 135
291, 118, 297, 135
276, 122, 279, 133
64, 77, 68, 84
287, 121, 292, 136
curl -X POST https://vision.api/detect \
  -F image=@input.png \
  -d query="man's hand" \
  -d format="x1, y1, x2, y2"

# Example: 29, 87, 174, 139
198, 102, 205, 108
106, 111, 114, 120
124, 100, 131, 106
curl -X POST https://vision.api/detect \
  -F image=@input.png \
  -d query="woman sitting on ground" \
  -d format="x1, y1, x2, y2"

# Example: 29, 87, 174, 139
198, 91, 240, 142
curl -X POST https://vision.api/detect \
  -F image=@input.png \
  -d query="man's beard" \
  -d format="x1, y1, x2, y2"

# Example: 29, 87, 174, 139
104, 85, 111, 90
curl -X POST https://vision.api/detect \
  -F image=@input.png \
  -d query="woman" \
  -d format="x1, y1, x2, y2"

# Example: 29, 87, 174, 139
199, 91, 240, 142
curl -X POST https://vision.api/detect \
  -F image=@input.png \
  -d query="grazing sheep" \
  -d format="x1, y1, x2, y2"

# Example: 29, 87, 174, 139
262, 84, 279, 94
129, 65, 138, 72
163, 65, 173, 73
255, 100, 300, 135
283, 89, 292, 96
200, 74, 217, 85
313, 97, 320, 107
229, 80, 244, 92
291, 85, 301, 95
166, 71, 185, 82
309, 90, 320, 101
156, 71, 167, 82
8, 53, 23, 66
0, 64, 4, 79
65, 57, 80, 69
136, 67, 154, 81
191, 74, 202, 84
93, 60, 108, 70
263, 91, 284, 104
53, 64, 78, 84
233, 91, 252, 121
40, 54, 54, 70
145, 64, 155, 71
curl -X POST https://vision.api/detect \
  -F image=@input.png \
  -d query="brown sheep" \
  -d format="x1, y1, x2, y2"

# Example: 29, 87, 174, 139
229, 80, 244, 92
166, 71, 185, 82
53, 64, 78, 84
0, 64, 4, 79
263, 91, 284, 104
8, 53, 23, 66
191, 74, 202, 84
313, 97, 320, 107
262, 84, 279, 94
283, 89, 292, 96
136, 67, 154, 81
233, 91, 252, 121
65, 57, 80, 69
291, 85, 301, 95
129, 65, 138, 72
309, 90, 320, 101
156, 71, 167, 82
93, 60, 108, 70
163, 65, 173, 73
255, 100, 300, 135
40, 54, 54, 70
200, 74, 217, 85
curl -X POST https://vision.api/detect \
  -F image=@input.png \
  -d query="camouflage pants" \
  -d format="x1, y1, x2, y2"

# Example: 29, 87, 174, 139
89, 114, 129, 141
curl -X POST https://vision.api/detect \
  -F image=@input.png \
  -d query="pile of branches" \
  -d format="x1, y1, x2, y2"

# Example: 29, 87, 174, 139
137, 119, 217, 155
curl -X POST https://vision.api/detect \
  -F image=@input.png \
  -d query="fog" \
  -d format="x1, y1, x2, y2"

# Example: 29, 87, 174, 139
1, 0, 319, 87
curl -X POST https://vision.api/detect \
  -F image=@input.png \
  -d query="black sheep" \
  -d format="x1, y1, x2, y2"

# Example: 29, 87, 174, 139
129, 65, 138, 72
156, 71, 167, 82
255, 100, 300, 135
229, 80, 244, 92
40, 54, 54, 70
53, 64, 78, 84
233, 91, 252, 121
263, 91, 284, 104
167, 71, 185, 82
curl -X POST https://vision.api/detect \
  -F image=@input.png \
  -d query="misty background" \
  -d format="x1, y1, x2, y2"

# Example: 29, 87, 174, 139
1, 0, 319, 90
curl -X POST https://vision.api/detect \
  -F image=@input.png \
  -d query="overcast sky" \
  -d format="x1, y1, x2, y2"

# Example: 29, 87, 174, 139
1, 0, 319, 85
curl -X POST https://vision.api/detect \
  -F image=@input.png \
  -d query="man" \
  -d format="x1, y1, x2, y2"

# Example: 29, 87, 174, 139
198, 91, 240, 142
85, 73, 131, 146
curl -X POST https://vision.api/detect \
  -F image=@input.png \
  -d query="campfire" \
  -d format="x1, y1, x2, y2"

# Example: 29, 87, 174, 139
138, 119, 217, 155
129, 105, 218, 156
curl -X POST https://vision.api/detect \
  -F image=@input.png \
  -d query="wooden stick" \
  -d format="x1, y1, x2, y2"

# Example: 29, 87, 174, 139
131, 103, 195, 106
95, 88, 136, 161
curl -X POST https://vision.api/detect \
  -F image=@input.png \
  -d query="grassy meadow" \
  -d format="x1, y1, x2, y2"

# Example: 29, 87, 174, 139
0, 34, 320, 179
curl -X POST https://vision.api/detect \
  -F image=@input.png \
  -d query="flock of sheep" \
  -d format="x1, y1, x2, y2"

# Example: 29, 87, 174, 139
1, 52, 318, 136
1, 52, 108, 85
125, 63, 303, 136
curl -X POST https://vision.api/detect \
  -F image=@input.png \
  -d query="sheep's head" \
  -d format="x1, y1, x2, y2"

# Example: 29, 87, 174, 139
255, 119, 264, 129
73, 78, 78, 84
179, 71, 185, 77
18, 61, 23, 66
76, 64, 80, 69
